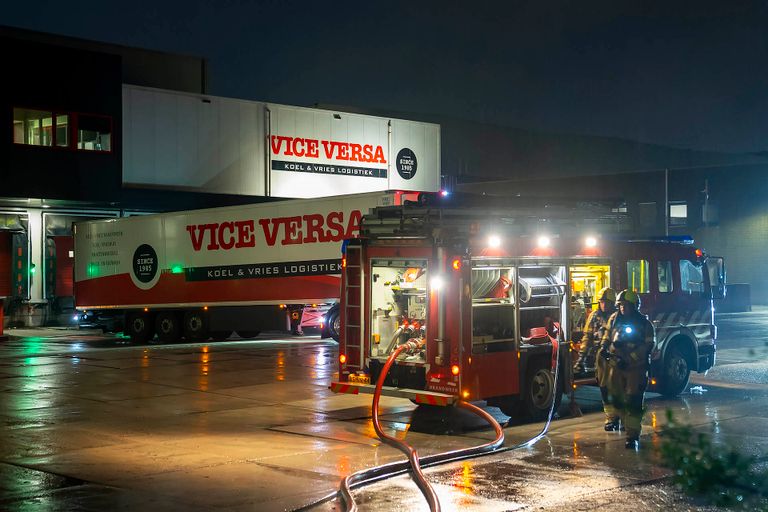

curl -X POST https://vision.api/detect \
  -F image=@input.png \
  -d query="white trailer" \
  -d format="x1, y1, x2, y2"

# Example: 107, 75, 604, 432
74, 192, 405, 342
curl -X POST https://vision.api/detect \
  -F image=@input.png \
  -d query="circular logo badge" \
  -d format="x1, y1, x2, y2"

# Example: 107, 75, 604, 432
396, 148, 418, 180
132, 244, 158, 284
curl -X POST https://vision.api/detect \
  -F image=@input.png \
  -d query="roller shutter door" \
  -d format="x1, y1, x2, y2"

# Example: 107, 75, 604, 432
0, 232, 10, 297
53, 236, 74, 297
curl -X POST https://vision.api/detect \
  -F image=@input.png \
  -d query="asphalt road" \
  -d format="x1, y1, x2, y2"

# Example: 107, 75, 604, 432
0, 308, 766, 511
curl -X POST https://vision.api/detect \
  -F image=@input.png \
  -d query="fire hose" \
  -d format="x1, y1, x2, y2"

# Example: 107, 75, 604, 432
348, 339, 439, 511
295, 336, 561, 512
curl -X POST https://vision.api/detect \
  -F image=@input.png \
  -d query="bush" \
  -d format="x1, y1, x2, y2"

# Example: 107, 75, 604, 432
659, 409, 768, 509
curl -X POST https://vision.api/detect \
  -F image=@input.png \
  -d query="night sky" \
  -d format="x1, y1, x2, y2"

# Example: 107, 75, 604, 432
3, 1, 767, 153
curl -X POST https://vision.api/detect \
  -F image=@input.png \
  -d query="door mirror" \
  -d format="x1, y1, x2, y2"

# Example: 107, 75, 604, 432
706, 257, 726, 300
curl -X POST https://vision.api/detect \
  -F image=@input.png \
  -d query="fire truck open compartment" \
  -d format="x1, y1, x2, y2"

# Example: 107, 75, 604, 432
369, 258, 428, 361
569, 263, 611, 308
471, 262, 515, 351
470, 261, 568, 347
568, 263, 611, 339
368, 258, 428, 388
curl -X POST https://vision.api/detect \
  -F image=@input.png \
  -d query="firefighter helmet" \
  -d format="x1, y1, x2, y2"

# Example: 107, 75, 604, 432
403, 267, 425, 283
596, 287, 616, 303
616, 289, 640, 308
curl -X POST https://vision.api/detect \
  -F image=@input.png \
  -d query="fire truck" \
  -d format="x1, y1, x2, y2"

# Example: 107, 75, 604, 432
73, 192, 417, 343
330, 202, 726, 420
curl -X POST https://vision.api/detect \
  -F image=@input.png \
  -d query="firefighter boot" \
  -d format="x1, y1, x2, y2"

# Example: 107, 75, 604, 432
624, 393, 645, 449
600, 387, 620, 431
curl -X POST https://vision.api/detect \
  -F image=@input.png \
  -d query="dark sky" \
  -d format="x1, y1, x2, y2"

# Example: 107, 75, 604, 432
3, 1, 767, 153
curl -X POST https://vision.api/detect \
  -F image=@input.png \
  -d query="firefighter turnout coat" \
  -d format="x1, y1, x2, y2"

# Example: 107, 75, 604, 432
582, 308, 614, 387
601, 311, 655, 394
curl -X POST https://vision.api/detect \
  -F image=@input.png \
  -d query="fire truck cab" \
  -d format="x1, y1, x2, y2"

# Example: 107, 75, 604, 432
330, 203, 725, 421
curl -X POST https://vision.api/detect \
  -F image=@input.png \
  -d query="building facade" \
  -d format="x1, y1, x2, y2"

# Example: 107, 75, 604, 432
1, 27, 441, 327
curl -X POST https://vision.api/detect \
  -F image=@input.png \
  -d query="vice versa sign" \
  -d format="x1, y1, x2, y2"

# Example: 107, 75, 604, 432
182, 209, 363, 281
267, 104, 438, 198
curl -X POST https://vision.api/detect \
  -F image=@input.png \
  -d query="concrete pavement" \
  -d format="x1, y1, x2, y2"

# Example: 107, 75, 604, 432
1, 312, 767, 511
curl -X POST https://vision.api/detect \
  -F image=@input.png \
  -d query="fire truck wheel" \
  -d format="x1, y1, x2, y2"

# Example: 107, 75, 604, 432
183, 311, 208, 340
522, 361, 561, 422
155, 311, 182, 343
237, 330, 261, 339
126, 312, 154, 344
209, 330, 232, 342
659, 345, 691, 397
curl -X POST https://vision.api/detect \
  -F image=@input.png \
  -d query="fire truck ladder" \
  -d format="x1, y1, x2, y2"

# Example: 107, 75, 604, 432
361, 203, 631, 240
343, 242, 364, 372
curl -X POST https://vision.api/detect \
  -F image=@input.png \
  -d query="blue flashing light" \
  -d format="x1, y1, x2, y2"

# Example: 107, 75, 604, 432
624, 326, 633, 334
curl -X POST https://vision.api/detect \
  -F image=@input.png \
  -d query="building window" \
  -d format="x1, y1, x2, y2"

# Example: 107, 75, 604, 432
12, 108, 111, 153
56, 115, 69, 147
77, 114, 111, 151
669, 202, 688, 227
627, 259, 650, 293
657, 260, 673, 293
13, 108, 53, 146
679, 259, 704, 294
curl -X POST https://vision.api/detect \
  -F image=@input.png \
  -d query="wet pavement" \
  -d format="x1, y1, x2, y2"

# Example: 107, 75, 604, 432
0, 309, 767, 511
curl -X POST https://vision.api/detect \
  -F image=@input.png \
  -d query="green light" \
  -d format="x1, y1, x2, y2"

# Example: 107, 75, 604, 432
171, 265, 184, 274
86, 263, 101, 278
29, 263, 36, 274
24, 337, 44, 356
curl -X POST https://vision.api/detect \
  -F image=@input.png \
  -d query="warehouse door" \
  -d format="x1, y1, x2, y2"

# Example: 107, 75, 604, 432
0, 232, 10, 297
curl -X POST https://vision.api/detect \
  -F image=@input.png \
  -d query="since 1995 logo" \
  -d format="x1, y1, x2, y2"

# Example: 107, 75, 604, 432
396, 148, 418, 180
132, 244, 158, 287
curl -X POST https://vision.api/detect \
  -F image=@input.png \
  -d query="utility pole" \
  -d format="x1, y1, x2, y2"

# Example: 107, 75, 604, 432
664, 168, 669, 236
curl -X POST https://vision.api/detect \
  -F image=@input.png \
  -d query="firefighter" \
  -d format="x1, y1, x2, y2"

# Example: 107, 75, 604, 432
573, 287, 618, 430
599, 289, 655, 449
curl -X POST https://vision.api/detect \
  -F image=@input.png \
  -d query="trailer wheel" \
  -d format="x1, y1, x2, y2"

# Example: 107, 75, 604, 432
521, 360, 561, 422
183, 310, 208, 341
237, 330, 261, 339
155, 311, 181, 343
659, 345, 691, 397
126, 312, 154, 343
327, 306, 341, 342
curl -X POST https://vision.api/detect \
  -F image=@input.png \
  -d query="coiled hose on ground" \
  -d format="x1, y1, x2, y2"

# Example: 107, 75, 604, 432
295, 336, 561, 512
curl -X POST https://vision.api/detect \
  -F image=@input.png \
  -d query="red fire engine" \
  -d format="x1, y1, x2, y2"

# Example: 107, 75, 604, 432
330, 202, 726, 421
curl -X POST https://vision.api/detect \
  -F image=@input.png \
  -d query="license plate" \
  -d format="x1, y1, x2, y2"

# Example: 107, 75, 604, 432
349, 373, 371, 384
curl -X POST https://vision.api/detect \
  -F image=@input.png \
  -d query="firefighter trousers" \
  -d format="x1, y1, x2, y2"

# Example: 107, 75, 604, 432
599, 386, 617, 423
595, 356, 617, 422
605, 364, 648, 439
